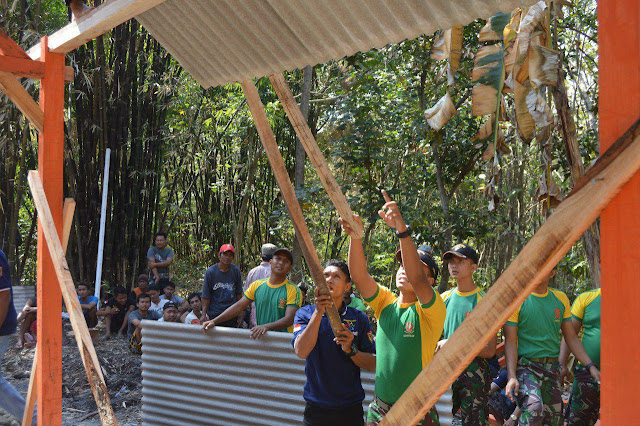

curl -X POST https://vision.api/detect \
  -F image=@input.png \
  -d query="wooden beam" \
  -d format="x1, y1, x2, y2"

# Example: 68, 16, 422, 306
380, 119, 640, 425
0, 28, 30, 59
269, 73, 364, 239
241, 80, 344, 335
0, 72, 44, 133
0, 55, 74, 81
22, 198, 74, 426
35, 36, 64, 425
599, 0, 640, 422
28, 171, 117, 426
27, 0, 169, 60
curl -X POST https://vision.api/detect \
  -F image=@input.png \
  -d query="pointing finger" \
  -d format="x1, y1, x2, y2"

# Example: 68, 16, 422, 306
381, 189, 392, 203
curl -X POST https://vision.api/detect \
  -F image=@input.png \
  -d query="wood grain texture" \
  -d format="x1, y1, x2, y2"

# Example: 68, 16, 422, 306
269, 73, 364, 239
242, 80, 344, 335
0, 28, 30, 58
27, 0, 168, 60
381, 125, 640, 425
29, 170, 117, 425
0, 71, 44, 133
0, 56, 74, 81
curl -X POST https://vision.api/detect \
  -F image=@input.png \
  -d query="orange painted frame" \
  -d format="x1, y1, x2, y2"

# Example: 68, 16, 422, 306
36, 36, 65, 425
599, 0, 640, 424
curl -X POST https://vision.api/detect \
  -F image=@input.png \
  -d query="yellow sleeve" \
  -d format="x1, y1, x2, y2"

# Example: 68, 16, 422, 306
363, 284, 396, 319
417, 288, 446, 333
441, 289, 453, 302
243, 280, 263, 301
286, 284, 302, 308
571, 293, 588, 321
506, 305, 520, 325
552, 289, 572, 321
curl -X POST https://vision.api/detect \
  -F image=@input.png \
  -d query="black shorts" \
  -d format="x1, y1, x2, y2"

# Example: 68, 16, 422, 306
303, 402, 364, 426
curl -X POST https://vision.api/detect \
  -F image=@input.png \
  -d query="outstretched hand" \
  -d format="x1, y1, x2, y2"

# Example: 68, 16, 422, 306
201, 319, 216, 333
378, 190, 406, 231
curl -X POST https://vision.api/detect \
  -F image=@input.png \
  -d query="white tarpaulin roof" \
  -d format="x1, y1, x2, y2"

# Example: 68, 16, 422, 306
136, 0, 535, 88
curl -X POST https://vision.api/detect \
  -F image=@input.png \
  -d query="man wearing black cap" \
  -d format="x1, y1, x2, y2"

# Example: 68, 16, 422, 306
158, 302, 180, 323
340, 190, 446, 425
439, 243, 496, 426
202, 248, 302, 339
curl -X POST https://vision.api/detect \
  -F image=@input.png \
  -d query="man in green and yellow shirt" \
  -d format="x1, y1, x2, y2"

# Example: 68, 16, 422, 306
202, 248, 302, 338
439, 243, 496, 426
559, 288, 601, 426
341, 190, 446, 425
504, 269, 600, 426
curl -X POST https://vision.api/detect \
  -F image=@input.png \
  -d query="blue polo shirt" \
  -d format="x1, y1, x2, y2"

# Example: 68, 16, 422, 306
0, 249, 18, 336
292, 303, 375, 409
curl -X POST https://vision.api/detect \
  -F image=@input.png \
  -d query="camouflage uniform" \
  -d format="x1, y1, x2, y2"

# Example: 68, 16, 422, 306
565, 364, 600, 426
451, 357, 491, 426
515, 357, 563, 426
367, 396, 439, 426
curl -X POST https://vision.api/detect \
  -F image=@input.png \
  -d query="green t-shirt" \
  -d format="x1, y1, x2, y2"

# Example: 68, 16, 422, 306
571, 288, 601, 366
349, 294, 367, 312
506, 288, 571, 359
364, 284, 446, 404
441, 287, 485, 339
244, 278, 302, 332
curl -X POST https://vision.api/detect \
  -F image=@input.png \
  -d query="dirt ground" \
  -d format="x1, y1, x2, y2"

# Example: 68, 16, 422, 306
1, 319, 142, 425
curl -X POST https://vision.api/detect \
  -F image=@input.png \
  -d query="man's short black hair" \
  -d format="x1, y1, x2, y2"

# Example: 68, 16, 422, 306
137, 293, 151, 303
154, 232, 167, 241
298, 284, 308, 293
160, 280, 175, 290
325, 259, 351, 284
114, 286, 127, 296
188, 292, 201, 303
148, 284, 160, 292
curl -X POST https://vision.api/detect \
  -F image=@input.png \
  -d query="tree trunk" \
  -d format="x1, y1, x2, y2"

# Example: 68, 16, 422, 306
433, 131, 453, 292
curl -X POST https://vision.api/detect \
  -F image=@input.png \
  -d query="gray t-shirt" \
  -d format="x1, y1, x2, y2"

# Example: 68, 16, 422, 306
127, 309, 162, 337
202, 263, 243, 318
160, 294, 184, 305
147, 246, 174, 282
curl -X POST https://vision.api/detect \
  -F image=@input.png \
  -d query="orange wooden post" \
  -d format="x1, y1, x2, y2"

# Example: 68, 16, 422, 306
599, 0, 640, 424
36, 36, 65, 425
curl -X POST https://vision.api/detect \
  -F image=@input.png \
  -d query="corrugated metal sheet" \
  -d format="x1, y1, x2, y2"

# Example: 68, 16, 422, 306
12, 285, 35, 313
136, 0, 537, 89
141, 321, 453, 425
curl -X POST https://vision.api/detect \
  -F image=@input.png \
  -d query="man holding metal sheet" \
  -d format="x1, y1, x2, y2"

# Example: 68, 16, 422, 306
293, 259, 376, 425
340, 190, 445, 425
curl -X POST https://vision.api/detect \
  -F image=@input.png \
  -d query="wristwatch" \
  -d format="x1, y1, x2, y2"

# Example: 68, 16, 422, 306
346, 344, 359, 357
395, 226, 412, 239
510, 414, 518, 421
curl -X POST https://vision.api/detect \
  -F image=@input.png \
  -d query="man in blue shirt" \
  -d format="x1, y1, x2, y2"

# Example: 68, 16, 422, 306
77, 282, 98, 328
293, 259, 376, 426
0, 248, 27, 421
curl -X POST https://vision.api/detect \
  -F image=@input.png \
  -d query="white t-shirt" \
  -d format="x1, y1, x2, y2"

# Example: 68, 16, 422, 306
184, 311, 201, 325
149, 299, 168, 315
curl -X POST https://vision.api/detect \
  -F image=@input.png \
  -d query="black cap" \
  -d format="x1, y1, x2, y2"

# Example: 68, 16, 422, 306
163, 302, 178, 311
273, 247, 293, 263
395, 244, 439, 281
443, 243, 479, 264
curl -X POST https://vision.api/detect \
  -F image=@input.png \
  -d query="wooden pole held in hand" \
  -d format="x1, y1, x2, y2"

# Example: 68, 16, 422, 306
241, 80, 344, 336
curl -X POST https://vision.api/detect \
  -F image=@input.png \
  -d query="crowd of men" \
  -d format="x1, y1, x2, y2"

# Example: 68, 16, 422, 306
0, 191, 602, 425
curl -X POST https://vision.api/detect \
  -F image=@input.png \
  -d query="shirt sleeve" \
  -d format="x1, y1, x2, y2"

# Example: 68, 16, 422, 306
244, 281, 260, 301
286, 284, 302, 308
557, 291, 572, 321
167, 249, 174, 259
0, 251, 11, 292
363, 285, 396, 319
202, 270, 211, 299
291, 307, 310, 346
506, 305, 520, 326
146, 247, 155, 259
235, 267, 243, 295
417, 288, 446, 333
356, 312, 376, 354
571, 293, 588, 321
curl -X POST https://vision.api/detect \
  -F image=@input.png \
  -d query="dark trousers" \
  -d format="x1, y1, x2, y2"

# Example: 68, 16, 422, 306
303, 402, 364, 426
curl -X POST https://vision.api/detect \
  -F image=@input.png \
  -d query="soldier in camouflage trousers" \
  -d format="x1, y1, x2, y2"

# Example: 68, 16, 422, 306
515, 357, 563, 426
565, 364, 600, 426
451, 357, 491, 426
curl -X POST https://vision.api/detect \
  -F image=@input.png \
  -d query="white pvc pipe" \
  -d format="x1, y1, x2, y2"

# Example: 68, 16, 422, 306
94, 148, 111, 300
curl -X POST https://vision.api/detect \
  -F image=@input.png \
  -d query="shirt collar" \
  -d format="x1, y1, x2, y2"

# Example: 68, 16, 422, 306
338, 302, 348, 316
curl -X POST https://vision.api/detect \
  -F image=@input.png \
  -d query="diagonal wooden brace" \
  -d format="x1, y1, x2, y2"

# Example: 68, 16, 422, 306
242, 80, 344, 336
0, 72, 44, 133
269, 73, 364, 239
381, 118, 640, 425
22, 198, 75, 426
27, 171, 117, 426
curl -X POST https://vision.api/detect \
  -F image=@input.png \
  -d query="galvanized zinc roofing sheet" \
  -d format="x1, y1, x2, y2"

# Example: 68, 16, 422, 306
136, 0, 536, 88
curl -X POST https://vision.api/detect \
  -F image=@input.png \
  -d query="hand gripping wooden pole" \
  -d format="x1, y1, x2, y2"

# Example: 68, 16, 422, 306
28, 171, 117, 426
241, 80, 344, 335
22, 198, 75, 426
269, 73, 364, 239
380, 119, 640, 425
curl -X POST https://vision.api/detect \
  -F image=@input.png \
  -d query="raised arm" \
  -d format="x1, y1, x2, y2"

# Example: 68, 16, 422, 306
340, 214, 377, 299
